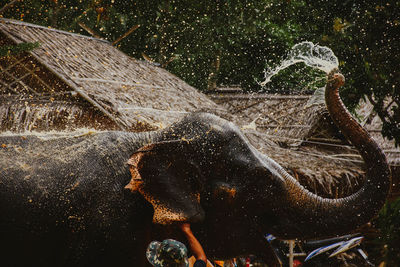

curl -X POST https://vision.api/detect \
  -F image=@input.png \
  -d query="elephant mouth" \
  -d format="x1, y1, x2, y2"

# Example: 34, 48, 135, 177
143, 194, 188, 224
142, 192, 205, 224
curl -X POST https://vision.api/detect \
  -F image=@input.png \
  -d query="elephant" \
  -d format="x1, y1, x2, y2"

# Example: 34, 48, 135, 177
0, 70, 391, 266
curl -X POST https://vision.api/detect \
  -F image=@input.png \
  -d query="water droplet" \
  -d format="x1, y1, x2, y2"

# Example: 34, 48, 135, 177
260, 41, 339, 86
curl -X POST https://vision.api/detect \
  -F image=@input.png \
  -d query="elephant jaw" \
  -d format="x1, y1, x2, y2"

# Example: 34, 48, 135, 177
143, 194, 194, 224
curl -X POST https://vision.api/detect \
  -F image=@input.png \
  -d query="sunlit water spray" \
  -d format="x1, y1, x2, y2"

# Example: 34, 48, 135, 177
260, 41, 339, 86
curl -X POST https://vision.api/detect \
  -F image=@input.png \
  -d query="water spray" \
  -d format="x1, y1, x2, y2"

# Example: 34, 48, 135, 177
260, 41, 339, 86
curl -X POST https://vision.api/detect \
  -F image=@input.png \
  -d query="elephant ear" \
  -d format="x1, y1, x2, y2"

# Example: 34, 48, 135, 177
125, 141, 205, 224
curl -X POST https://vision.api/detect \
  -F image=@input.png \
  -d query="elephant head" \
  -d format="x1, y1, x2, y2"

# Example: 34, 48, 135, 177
125, 69, 391, 240
125, 140, 206, 224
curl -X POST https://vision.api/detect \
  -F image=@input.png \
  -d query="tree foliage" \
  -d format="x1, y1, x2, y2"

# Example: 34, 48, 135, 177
371, 197, 400, 266
2, 0, 399, 145
304, 1, 400, 145
0, 41, 39, 57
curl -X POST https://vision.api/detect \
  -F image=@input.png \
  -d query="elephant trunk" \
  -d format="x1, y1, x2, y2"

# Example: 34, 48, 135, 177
270, 69, 391, 239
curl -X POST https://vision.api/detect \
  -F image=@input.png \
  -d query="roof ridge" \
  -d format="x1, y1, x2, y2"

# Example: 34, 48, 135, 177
0, 18, 109, 43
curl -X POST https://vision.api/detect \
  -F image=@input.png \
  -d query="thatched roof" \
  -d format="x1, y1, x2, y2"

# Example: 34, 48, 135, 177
210, 90, 400, 166
1, 18, 396, 198
356, 98, 400, 167
211, 93, 326, 146
210, 89, 400, 198
0, 18, 223, 132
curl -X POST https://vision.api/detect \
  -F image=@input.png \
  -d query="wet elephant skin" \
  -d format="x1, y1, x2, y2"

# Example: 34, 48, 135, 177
0, 116, 277, 267
0, 71, 391, 266
0, 132, 155, 266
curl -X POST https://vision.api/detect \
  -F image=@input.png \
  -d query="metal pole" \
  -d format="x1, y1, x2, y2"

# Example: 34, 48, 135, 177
288, 240, 295, 267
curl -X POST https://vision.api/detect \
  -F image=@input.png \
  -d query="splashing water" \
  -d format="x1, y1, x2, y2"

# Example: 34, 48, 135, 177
260, 41, 339, 86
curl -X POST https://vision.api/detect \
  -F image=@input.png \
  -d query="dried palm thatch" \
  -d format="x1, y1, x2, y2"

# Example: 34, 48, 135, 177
356, 98, 400, 167
356, 98, 400, 199
210, 89, 400, 198
211, 93, 326, 146
244, 128, 366, 198
0, 18, 223, 132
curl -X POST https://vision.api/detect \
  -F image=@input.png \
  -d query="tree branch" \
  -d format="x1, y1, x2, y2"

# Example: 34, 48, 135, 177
0, 0, 21, 15
78, 22, 102, 39
112, 24, 140, 46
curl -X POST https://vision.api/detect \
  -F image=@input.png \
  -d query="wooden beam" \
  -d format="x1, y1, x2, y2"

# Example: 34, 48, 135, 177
0, 78, 19, 94
78, 22, 102, 39
0, 55, 26, 74
210, 94, 310, 101
0, 91, 78, 99
307, 137, 345, 144
258, 124, 312, 129
11, 55, 57, 94
3, 72, 31, 90
231, 99, 267, 114
112, 24, 140, 46
0, 62, 35, 94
